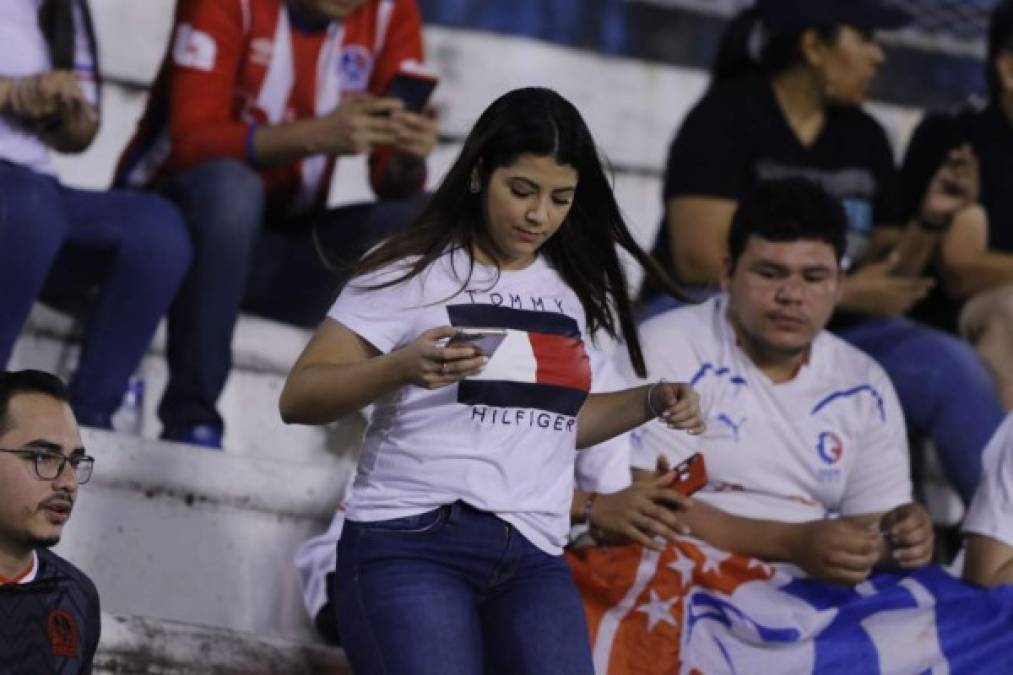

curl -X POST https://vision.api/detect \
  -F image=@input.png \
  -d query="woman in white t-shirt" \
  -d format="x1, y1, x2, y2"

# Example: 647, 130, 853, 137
280, 87, 704, 674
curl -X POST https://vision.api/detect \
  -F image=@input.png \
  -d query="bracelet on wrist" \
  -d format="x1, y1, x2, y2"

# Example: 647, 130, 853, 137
646, 379, 665, 418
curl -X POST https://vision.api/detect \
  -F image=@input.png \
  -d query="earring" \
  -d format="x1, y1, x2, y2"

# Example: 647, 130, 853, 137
469, 171, 481, 194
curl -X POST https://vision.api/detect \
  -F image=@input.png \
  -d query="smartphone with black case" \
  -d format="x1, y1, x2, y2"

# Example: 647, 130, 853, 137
385, 71, 438, 113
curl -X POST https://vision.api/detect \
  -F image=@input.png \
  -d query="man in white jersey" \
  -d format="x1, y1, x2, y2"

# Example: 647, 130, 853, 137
632, 177, 934, 585
963, 414, 1013, 586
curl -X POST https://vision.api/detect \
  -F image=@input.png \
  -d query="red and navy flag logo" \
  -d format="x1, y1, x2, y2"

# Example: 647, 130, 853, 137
816, 431, 844, 466
448, 304, 591, 417
47, 608, 78, 658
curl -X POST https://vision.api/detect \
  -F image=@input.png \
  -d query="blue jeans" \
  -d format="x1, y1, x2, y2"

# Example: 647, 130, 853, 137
0, 161, 191, 425
336, 502, 594, 675
836, 316, 1003, 503
155, 159, 423, 436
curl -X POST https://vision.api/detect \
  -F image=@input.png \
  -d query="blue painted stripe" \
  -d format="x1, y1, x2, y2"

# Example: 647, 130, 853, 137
810, 385, 886, 422
690, 363, 747, 388
689, 364, 714, 386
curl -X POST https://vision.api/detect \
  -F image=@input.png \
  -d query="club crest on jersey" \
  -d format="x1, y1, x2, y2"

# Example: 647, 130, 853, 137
172, 23, 217, 71
47, 609, 78, 658
338, 44, 373, 91
816, 431, 843, 465
250, 37, 274, 66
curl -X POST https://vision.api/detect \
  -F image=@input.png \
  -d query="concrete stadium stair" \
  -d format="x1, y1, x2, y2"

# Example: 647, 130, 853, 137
53, 429, 352, 643
96, 613, 349, 674
12, 307, 360, 672
5, 2, 942, 670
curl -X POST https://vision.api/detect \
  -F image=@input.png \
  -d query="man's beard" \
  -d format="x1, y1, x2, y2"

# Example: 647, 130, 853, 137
31, 533, 61, 548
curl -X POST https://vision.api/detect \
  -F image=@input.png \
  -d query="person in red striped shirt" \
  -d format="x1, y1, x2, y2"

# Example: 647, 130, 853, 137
116, 0, 437, 448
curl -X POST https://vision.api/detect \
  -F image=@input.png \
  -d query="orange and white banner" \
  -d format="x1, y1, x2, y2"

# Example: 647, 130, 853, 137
567, 539, 1013, 674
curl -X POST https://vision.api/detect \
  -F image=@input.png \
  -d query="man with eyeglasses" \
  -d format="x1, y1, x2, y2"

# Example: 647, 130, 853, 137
0, 369, 99, 673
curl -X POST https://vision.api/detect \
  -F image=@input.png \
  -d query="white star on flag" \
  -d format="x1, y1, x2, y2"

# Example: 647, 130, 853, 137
746, 557, 771, 576
667, 554, 697, 586
700, 553, 725, 575
635, 590, 680, 632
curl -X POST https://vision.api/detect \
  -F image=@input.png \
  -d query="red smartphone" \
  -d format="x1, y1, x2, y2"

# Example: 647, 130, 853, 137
671, 453, 707, 496
384, 71, 438, 113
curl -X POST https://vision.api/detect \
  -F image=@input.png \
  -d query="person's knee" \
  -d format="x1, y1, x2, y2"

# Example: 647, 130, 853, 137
122, 194, 194, 274
913, 328, 993, 391
0, 169, 67, 242
169, 159, 265, 248
190, 159, 263, 199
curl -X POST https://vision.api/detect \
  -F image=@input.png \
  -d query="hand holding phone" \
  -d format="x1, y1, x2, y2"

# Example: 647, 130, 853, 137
670, 453, 707, 497
384, 70, 438, 113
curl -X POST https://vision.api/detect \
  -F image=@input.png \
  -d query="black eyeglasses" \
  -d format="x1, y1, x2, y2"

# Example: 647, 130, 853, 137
0, 448, 95, 484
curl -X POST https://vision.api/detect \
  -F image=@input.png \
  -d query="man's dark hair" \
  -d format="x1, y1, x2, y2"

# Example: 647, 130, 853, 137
728, 178, 848, 270
988, 0, 1013, 102
0, 370, 70, 435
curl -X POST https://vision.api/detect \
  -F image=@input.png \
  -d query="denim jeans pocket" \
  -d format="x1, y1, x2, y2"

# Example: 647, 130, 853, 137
361, 505, 450, 535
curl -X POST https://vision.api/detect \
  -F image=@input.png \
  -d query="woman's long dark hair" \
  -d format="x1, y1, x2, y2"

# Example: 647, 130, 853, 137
355, 87, 686, 377
711, 8, 840, 85
38, 0, 100, 85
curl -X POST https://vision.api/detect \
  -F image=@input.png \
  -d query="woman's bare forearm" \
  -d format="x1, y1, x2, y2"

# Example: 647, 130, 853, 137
576, 387, 652, 448
280, 350, 408, 424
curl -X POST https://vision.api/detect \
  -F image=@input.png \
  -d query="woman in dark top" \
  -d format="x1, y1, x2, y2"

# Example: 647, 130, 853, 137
643, 0, 1003, 505
900, 0, 1013, 410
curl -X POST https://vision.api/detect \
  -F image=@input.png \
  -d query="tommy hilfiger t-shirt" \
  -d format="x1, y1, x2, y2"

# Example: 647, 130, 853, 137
329, 248, 610, 554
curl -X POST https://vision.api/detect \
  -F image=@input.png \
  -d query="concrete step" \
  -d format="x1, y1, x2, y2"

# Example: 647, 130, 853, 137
54, 428, 356, 642
95, 613, 349, 675
10, 303, 366, 462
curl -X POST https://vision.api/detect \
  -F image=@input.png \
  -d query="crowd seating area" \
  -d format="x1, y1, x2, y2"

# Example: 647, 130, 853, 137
5, 1, 964, 672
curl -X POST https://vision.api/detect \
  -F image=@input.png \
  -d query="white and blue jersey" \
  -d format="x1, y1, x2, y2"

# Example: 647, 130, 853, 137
964, 413, 1013, 546
631, 296, 911, 523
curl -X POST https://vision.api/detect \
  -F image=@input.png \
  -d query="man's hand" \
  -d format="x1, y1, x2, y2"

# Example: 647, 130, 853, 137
788, 519, 881, 585
878, 502, 934, 569
920, 143, 980, 228
313, 94, 404, 156
647, 381, 706, 434
6, 71, 91, 126
588, 474, 694, 551
390, 106, 438, 159
841, 252, 934, 316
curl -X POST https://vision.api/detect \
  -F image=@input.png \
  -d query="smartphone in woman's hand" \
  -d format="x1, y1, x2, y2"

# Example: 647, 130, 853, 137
447, 328, 507, 358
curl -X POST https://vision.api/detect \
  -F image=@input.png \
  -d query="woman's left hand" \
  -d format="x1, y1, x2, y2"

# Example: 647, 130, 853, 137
649, 382, 705, 434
